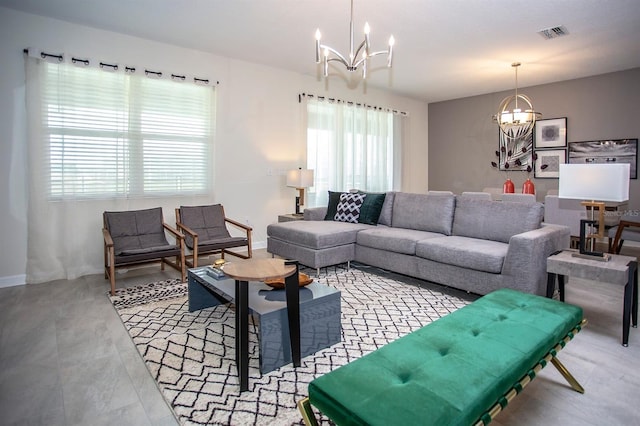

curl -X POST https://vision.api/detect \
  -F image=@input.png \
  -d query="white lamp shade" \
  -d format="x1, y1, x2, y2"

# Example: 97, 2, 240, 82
286, 169, 314, 188
559, 163, 630, 202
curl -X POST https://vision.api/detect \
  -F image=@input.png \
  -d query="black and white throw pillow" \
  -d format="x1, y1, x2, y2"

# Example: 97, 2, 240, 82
334, 192, 366, 223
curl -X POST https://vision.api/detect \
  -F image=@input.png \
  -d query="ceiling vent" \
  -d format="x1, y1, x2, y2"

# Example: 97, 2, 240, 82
538, 25, 569, 40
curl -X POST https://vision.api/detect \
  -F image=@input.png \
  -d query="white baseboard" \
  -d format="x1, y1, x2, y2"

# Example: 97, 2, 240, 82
0, 274, 26, 288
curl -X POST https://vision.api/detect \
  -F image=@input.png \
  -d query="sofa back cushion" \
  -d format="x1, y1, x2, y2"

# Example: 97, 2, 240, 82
452, 198, 544, 243
392, 192, 456, 235
377, 192, 396, 226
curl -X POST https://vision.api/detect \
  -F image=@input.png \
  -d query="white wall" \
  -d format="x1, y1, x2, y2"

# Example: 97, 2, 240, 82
0, 7, 429, 285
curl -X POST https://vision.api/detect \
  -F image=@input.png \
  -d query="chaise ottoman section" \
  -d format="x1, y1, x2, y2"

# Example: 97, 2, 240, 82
267, 220, 372, 270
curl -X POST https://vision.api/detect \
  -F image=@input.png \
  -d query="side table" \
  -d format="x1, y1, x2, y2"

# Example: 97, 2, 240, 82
547, 249, 638, 346
278, 213, 304, 222
222, 258, 300, 392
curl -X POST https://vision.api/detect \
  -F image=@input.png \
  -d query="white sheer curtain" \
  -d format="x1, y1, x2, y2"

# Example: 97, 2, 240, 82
24, 54, 216, 284
304, 97, 403, 207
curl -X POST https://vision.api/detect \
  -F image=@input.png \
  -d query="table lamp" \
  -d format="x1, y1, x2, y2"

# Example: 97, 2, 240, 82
286, 168, 314, 215
558, 163, 630, 261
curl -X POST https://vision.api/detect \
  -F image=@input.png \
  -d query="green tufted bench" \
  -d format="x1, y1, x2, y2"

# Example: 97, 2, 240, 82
298, 288, 585, 426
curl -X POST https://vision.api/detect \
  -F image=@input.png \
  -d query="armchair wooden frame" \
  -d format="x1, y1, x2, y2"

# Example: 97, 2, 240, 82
176, 206, 253, 268
609, 219, 640, 254
103, 213, 186, 296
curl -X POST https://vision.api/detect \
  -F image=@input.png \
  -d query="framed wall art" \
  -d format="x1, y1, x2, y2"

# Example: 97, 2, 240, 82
534, 148, 566, 178
498, 129, 533, 171
568, 139, 637, 179
534, 117, 567, 149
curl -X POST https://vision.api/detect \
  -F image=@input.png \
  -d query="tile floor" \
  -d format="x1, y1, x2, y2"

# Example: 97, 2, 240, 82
1, 249, 639, 425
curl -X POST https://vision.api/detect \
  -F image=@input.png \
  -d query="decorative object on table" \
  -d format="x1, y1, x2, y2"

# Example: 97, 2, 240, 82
534, 117, 567, 149
568, 139, 637, 179
492, 62, 542, 141
264, 272, 314, 289
559, 163, 630, 260
314, 0, 394, 79
522, 178, 535, 194
503, 178, 515, 193
287, 167, 315, 215
534, 148, 566, 179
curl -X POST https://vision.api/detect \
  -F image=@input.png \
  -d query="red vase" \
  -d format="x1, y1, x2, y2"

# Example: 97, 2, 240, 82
503, 178, 515, 193
522, 178, 535, 195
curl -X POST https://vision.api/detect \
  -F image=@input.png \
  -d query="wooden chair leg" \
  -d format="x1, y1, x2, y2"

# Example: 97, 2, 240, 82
108, 247, 116, 296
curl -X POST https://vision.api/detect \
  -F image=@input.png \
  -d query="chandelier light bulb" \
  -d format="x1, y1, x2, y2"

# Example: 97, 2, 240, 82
364, 22, 370, 34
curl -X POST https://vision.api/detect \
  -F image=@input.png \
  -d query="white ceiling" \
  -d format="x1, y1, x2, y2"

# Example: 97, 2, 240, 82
2, 0, 640, 102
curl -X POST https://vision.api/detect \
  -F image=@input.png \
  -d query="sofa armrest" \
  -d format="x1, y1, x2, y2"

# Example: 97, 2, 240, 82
304, 207, 327, 221
502, 224, 571, 295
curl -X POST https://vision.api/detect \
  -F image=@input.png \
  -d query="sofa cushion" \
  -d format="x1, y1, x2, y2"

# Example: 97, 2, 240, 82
357, 191, 387, 225
357, 226, 444, 255
267, 220, 371, 249
416, 236, 509, 274
378, 191, 396, 226
452, 198, 544, 243
392, 192, 455, 235
335, 192, 366, 223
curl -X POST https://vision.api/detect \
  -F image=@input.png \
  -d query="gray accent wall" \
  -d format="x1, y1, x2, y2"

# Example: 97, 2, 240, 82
428, 68, 640, 211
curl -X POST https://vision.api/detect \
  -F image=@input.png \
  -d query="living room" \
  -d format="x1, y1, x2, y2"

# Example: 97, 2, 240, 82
1, 1, 639, 425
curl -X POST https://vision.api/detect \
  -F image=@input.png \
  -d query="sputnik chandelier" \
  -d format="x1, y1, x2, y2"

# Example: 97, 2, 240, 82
492, 62, 542, 140
315, 0, 394, 78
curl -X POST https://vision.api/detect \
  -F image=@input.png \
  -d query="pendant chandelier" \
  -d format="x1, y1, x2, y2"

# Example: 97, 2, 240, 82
314, 0, 394, 79
493, 62, 542, 140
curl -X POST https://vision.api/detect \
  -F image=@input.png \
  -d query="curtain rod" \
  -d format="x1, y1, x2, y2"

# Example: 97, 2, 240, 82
23, 48, 219, 85
299, 92, 408, 116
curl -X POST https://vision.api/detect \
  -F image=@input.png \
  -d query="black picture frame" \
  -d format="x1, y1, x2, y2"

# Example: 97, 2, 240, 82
567, 139, 638, 179
534, 117, 567, 149
534, 148, 566, 179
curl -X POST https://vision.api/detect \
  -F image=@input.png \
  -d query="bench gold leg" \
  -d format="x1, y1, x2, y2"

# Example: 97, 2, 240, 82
298, 397, 319, 426
551, 357, 585, 394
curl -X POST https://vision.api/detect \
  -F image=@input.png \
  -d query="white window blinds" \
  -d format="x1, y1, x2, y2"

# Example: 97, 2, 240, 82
40, 60, 215, 199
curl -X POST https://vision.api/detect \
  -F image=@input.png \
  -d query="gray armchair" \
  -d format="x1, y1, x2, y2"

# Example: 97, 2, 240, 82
176, 204, 252, 268
103, 207, 185, 295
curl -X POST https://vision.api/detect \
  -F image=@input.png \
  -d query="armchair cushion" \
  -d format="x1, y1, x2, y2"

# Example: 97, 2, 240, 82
179, 204, 232, 249
104, 207, 172, 256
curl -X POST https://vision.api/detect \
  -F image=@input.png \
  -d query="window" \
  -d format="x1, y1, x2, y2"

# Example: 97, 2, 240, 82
305, 98, 399, 207
40, 61, 215, 199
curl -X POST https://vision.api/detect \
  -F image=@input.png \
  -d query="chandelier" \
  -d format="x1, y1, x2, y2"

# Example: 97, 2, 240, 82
315, 0, 394, 79
493, 62, 542, 140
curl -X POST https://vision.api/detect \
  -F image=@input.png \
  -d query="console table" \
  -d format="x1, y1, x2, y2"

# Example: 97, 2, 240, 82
547, 249, 638, 346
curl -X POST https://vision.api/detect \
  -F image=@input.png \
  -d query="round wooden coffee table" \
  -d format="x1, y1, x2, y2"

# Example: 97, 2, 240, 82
223, 258, 300, 392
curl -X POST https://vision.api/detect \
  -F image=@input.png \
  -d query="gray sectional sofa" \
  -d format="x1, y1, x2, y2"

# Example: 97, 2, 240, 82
267, 192, 570, 296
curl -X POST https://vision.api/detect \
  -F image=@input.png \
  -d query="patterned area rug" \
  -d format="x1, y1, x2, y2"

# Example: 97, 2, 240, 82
109, 265, 474, 425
